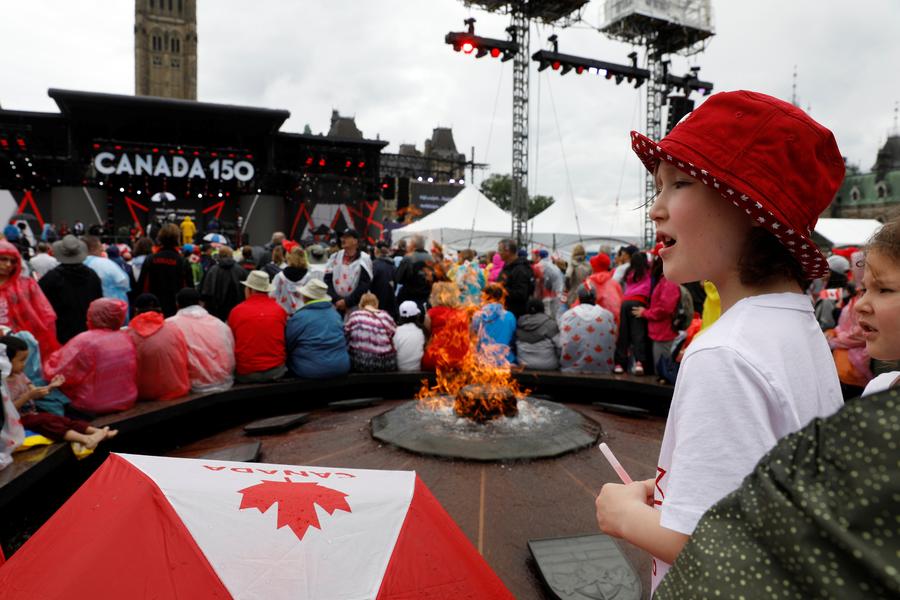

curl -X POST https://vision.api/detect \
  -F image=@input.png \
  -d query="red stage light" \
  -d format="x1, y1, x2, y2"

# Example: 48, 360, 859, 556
177, 149, 184, 154
152, 147, 159, 153
211, 152, 218, 157
91, 143, 99, 150
552, 61, 561, 70
345, 160, 352, 168
490, 48, 500, 58
245, 154, 253, 159
318, 158, 326, 167
114, 145, 122, 150
381, 183, 389, 189
228, 153, 235, 158
305, 157, 314, 166
576, 66, 585, 75
193, 151, 200, 156
462, 42, 475, 54
358, 161, 366, 168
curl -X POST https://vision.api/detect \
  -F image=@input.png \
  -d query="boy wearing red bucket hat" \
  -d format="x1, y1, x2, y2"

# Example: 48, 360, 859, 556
595, 91, 845, 592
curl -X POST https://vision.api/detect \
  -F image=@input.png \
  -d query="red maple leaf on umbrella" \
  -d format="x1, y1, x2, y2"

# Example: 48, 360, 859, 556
237, 480, 352, 540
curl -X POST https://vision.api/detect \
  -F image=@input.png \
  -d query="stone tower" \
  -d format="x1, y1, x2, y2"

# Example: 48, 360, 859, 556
134, 0, 198, 100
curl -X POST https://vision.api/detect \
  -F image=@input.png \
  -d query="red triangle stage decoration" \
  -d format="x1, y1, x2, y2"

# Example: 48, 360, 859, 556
202, 200, 226, 220
16, 190, 45, 228
124, 196, 150, 236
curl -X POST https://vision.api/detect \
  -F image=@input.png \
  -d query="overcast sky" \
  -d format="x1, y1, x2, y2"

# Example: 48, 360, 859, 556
2, 1, 898, 234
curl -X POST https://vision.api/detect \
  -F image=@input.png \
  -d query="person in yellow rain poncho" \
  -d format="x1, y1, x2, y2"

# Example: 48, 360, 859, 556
180, 216, 196, 245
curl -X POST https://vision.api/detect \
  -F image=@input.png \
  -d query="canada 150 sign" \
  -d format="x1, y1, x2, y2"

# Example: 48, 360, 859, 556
93, 151, 255, 182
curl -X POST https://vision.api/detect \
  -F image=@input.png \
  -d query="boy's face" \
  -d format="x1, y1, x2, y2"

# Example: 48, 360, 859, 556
10, 349, 28, 375
650, 161, 752, 285
855, 250, 900, 360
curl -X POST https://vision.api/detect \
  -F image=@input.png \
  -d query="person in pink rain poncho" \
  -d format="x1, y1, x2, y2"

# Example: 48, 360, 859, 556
44, 298, 137, 415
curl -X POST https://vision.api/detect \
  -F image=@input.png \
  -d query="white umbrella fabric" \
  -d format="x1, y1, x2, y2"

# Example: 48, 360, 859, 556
151, 191, 176, 203
203, 233, 228, 244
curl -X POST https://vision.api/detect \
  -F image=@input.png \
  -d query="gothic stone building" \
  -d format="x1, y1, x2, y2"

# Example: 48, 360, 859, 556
825, 134, 900, 221
135, 0, 198, 100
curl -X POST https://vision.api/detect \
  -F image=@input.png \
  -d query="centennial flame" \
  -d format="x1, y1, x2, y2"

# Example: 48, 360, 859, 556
416, 299, 528, 423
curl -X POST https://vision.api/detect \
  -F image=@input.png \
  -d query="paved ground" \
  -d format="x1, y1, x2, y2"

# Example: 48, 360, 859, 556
168, 400, 665, 600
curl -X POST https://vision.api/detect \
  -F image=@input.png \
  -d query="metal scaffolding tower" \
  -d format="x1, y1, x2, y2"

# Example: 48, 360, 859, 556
601, 0, 714, 247
510, 9, 530, 244
643, 51, 665, 248
459, 1, 588, 245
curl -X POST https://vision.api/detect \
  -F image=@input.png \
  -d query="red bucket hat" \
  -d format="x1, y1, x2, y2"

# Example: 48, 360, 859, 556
631, 90, 845, 279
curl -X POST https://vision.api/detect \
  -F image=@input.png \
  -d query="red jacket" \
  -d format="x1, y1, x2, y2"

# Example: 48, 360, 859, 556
644, 277, 681, 342
228, 294, 287, 375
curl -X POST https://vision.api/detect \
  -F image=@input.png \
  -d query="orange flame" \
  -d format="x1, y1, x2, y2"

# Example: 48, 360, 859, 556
416, 291, 530, 422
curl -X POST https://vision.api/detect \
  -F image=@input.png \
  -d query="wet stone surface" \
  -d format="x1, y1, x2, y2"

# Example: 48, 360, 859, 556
371, 398, 603, 461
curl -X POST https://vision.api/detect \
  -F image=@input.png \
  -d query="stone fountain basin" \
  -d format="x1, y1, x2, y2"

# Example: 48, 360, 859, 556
371, 397, 602, 461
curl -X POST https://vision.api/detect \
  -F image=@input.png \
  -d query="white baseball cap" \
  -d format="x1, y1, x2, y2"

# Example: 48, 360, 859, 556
399, 300, 421, 317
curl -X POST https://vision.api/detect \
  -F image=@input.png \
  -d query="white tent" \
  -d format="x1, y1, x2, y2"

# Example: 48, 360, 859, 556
392, 186, 512, 252
814, 218, 882, 248
527, 196, 642, 257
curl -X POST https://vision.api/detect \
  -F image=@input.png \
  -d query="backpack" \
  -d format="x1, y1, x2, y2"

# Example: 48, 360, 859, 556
671, 284, 694, 332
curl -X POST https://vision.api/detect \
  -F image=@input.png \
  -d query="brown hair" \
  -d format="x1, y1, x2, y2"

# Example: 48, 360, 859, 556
429, 281, 461, 308
133, 236, 154, 257
359, 292, 379, 309
158, 223, 181, 248
865, 217, 900, 262
738, 227, 807, 288
286, 246, 307, 269
272, 245, 285, 264
482, 282, 505, 303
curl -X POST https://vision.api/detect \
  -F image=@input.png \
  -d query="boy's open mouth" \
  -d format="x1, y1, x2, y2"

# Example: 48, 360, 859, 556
661, 235, 676, 248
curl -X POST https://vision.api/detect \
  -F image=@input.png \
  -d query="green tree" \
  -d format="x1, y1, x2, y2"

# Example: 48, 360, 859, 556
480, 173, 554, 218
529, 194, 554, 217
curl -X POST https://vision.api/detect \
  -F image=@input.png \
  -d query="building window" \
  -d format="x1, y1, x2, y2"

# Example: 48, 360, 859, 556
171, 58, 180, 68
168, 0, 173, 11
152, 35, 162, 51
850, 187, 861, 202
172, 37, 180, 53
876, 182, 888, 199
149, 0, 154, 8
178, 0, 183, 13
152, 56, 162, 66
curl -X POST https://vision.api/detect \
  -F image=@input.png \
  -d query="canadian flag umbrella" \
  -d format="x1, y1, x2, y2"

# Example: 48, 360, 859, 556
0, 453, 513, 599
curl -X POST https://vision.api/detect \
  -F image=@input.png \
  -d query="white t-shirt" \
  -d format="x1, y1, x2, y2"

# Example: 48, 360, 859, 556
612, 263, 629, 284
393, 323, 425, 371
862, 371, 900, 396
651, 292, 843, 593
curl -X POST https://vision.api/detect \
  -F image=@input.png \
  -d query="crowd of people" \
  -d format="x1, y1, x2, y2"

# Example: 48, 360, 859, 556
0, 90, 898, 596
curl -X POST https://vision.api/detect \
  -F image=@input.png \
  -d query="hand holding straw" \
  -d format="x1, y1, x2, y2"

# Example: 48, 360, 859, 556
598, 442, 633, 485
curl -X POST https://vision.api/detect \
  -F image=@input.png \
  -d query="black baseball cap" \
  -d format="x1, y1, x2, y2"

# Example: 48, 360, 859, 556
340, 228, 360, 239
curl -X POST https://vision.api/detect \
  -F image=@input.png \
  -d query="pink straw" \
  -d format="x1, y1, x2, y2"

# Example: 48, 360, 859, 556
598, 443, 633, 485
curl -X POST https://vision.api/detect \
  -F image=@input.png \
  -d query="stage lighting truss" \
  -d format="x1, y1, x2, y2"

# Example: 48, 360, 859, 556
445, 18, 518, 62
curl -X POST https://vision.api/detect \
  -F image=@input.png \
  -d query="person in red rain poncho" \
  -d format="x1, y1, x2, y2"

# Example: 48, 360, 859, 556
0, 240, 59, 360
129, 293, 190, 401
579, 253, 623, 324
44, 298, 137, 415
